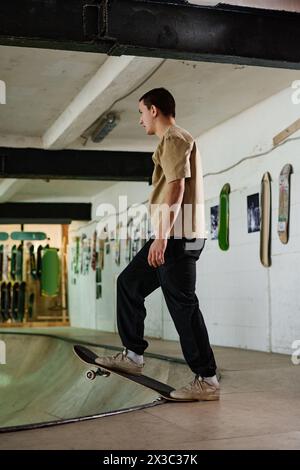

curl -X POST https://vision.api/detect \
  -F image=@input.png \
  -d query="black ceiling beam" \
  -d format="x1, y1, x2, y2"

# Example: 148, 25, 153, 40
0, 0, 112, 53
1, 1, 300, 69
102, 0, 300, 69
0, 147, 154, 182
0, 203, 92, 223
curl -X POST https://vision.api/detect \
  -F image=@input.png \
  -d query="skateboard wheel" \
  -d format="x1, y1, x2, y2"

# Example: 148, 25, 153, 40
96, 368, 110, 378
86, 370, 96, 381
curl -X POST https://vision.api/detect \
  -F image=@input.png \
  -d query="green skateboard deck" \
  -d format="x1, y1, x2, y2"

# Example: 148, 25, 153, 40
17, 281, 26, 322
5, 282, 12, 320
16, 244, 23, 281
0, 233, 9, 241
28, 292, 35, 320
278, 164, 293, 245
0, 282, 7, 321
12, 282, 20, 321
0, 245, 3, 282
11, 231, 47, 241
41, 248, 60, 296
260, 172, 272, 267
218, 183, 231, 251
10, 245, 17, 281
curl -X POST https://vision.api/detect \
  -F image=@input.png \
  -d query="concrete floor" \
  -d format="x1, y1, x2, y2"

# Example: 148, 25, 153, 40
0, 327, 300, 450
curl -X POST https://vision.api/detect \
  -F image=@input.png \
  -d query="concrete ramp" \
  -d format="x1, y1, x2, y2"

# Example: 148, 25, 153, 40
0, 333, 192, 430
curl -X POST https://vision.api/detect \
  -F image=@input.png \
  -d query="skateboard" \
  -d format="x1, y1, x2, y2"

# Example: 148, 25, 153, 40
16, 244, 23, 281
5, 282, 12, 320
29, 244, 37, 279
73, 344, 197, 402
27, 292, 35, 320
260, 172, 272, 267
41, 248, 60, 296
3, 245, 9, 281
36, 245, 43, 279
0, 232, 9, 241
0, 282, 7, 321
73, 237, 80, 275
0, 245, 3, 282
126, 217, 134, 262
10, 245, 17, 280
278, 164, 293, 244
17, 281, 26, 322
115, 223, 121, 266
218, 183, 231, 251
12, 282, 20, 321
10, 231, 47, 241
91, 230, 97, 271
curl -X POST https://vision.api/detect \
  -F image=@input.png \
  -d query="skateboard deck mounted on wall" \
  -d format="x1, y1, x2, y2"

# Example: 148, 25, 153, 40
278, 164, 293, 245
260, 172, 272, 267
41, 248, 60, 296
218, 183, 231, 251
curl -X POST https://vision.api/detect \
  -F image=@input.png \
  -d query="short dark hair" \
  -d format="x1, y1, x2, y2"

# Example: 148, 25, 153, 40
139, 88, 176, 118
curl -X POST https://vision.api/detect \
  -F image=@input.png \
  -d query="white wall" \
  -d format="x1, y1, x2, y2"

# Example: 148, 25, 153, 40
67, 85, 300, 355
199, 86, 300, 354
68, 182, 163, 337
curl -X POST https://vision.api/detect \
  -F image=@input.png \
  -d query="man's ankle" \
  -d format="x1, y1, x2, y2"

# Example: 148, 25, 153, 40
203, 375, 219, 387
126, 349, 144, 365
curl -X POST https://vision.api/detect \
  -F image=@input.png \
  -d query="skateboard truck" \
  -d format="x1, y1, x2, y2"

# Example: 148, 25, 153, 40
86, 368, 111, 381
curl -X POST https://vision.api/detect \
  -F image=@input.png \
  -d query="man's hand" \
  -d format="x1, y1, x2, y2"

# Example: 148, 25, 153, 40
148, 239, 168, 268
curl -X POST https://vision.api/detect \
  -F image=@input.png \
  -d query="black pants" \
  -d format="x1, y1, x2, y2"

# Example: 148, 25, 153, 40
117, 237, 217, 377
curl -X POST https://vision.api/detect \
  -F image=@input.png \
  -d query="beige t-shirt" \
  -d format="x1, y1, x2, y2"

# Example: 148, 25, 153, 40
149, 124, 207, 239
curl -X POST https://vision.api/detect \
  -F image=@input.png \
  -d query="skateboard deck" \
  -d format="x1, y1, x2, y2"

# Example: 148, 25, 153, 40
73, 345, 197, 402
260, 172, 272, 267
12, 282, 20, 321
36, 245, 43, 279
41, 248, 60, 296
5, 282, 12, 320
0, 282, 7, 321
29, 245, 37, 279
10, 245, 17, 280
278, 164, 293, 244
27, 292, 35, 320
91, 230, 97, 271
0, 233, 9, 241
10, 231, 46, 241
17, 281, 26, 322
0, 244, 3, 282
16, 244, 23, 281
218, 183, 231, 251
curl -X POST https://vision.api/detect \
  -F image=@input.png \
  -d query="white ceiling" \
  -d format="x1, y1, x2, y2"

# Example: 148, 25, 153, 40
0, 47, 106, 136
1, 41, 300, 204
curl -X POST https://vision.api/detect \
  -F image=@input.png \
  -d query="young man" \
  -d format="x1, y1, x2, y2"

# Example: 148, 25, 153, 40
96, 88, 219, 401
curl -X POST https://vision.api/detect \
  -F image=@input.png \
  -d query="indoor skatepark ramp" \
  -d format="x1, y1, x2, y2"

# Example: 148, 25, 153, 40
0, 332, 192, 431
